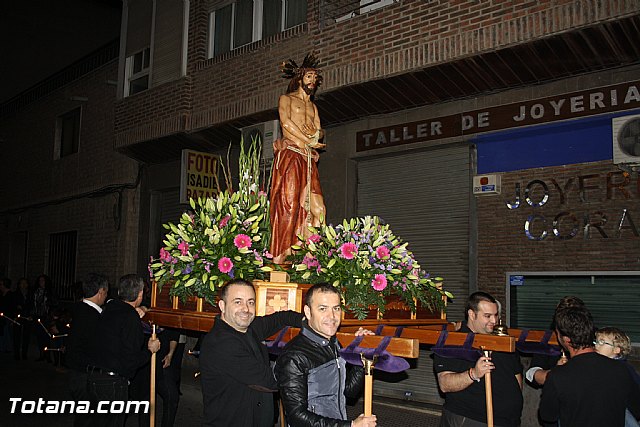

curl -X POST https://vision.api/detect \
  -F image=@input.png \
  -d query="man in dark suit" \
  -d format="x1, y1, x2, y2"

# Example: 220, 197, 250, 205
11, 277, 33, 360
66, 273, 109, 427
200, 279, 303, 427
94, 274, 160, 427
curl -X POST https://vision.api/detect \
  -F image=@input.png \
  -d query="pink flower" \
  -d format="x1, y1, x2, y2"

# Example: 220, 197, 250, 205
234, 234, 252, 249
303, 254, 319, 268
375, 246, 390, 260
218, 257, 234, 274
307, 234, 321, 244
178, 241, 189, 256
339, 242, 358, 259
371, 274, 388, 291
219, 215, 231, 228
159, 248, 172, 262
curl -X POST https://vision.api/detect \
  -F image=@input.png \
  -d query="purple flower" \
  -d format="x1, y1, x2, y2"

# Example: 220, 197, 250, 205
303, 254, 319, 268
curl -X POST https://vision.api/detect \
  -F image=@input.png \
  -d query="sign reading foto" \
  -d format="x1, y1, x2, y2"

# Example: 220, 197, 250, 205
180, 149, 220, 204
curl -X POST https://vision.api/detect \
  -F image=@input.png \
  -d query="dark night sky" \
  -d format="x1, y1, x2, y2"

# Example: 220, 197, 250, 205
0, 0, 123, 104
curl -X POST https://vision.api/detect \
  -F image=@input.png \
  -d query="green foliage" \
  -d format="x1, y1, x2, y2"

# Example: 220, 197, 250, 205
288, 216, 446, 320
148, 137, 271, 304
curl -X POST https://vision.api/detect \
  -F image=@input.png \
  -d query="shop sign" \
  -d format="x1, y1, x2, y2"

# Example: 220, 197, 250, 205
356, 81, 640, 152
505, 172, 639, 240
180, 149, 219, 204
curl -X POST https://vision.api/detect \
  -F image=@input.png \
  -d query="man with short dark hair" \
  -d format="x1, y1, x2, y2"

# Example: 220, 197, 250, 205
435, 291, 523, 427
539, 306, 640, 427
67, 273, 109, 427
200, 278, 303, 427
525, 296, 584, 387
275, 283, 377, 427
94, 274, 160, 427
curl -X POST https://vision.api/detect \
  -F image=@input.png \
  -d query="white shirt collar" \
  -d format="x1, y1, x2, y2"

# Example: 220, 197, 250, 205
82, 298, 103, 313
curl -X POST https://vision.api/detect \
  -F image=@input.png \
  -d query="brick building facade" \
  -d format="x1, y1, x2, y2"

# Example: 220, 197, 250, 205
0, 44, 141, 298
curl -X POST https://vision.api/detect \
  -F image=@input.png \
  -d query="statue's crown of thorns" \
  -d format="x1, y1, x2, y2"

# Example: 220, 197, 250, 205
281, 52, 322, 79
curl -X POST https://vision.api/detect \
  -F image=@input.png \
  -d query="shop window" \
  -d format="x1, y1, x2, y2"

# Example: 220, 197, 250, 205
208, 0, 307, 58
54, 107, 81, 159
508, 273, 640, 341
47, 231, 77, 301
124, 47, 151, 97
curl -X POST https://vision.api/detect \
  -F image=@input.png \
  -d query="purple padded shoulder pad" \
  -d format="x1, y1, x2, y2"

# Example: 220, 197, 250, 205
515, 329, 562, 356
431, 329, 481, 362
339, 335, 410, 373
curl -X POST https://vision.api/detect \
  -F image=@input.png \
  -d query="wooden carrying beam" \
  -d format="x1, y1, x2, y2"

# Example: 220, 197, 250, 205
271, 328, 419, 358
144, 308, 452, 333
402, 324, 559, 346
339, 326, 516, 353
144, 313, 419, 358
145, 309, 214, 332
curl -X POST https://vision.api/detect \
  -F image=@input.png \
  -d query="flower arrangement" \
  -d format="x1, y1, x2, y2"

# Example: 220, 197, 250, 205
288, 216, 451, 320
148, 138, 272, 305
148, 138, 450, 318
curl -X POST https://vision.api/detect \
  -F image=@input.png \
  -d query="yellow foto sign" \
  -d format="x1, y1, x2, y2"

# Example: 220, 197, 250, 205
180, 149, 220, 203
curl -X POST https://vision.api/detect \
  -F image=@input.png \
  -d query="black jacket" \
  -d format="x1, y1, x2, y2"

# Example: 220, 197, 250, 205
200, 310, 303, 427
66, 301, 102, 370
275, 325, 365, 427
97, 299, 150, 379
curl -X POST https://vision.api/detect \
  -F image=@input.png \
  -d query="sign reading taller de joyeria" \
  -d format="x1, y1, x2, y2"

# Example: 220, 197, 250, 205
180, 149, 220, 204
356, 81, 640, 152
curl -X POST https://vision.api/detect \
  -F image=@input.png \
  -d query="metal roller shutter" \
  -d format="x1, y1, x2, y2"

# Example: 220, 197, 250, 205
372, 349, 445, 405
356, 143, 471, 403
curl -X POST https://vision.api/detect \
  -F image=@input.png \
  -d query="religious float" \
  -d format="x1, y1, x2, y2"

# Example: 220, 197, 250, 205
147, 138, 451, 328
143, 137, 562, 425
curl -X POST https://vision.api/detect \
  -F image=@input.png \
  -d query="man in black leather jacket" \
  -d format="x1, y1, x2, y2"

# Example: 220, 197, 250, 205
275, 283, 377, 427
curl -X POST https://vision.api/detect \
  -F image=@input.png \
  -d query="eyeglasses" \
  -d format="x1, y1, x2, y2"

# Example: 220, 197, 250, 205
593, 339, 615, 347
